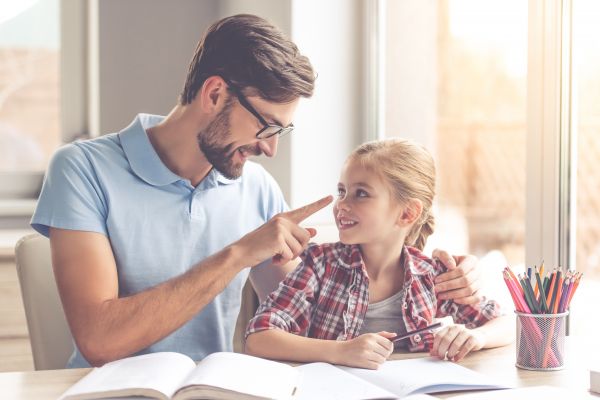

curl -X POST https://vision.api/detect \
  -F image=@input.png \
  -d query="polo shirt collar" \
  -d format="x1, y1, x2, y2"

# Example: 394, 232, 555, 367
215, 172, 239, 185
119, 114, 181, 186
119, 114, 239, 187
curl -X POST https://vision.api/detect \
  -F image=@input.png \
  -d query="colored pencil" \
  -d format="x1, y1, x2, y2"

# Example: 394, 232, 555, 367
535, 269, 547, 313
567, 273, 582, 305
502, 264, 582, 315
558, 277, 570, 313
546, 270, 557, 310
503, 263, 582, 369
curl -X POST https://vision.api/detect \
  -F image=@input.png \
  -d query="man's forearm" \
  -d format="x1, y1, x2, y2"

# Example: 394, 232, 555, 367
78, 244, 246, 365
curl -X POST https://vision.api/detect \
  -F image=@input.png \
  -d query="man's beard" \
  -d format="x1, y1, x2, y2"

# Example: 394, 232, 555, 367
197, 102, 260, 180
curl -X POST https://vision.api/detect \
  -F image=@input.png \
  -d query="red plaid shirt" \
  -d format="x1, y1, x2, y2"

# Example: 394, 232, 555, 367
246, 242, 501, 351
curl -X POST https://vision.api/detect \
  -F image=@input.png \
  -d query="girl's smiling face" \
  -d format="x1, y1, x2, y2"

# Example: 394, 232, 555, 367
333, 158, 404, 245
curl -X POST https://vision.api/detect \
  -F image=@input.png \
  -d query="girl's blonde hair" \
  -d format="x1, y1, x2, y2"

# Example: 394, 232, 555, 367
349, 139, 436, 250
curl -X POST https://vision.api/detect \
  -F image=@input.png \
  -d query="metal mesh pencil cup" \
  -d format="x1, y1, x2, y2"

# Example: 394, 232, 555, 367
515, 311, 568, 371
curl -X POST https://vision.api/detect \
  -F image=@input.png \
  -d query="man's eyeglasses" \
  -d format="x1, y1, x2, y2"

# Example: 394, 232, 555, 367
223, 78, 294, 139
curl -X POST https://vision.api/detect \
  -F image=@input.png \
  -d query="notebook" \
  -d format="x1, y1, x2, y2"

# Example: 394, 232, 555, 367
294, 357, 510, 399
448, 385, 578, 399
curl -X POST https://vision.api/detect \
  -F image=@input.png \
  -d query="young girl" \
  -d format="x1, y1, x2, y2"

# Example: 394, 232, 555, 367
245, 139, 513, 369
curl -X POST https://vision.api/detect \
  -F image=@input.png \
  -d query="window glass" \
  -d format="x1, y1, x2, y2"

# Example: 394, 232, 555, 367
383, 0, 527, 293
0, 0, 60, 172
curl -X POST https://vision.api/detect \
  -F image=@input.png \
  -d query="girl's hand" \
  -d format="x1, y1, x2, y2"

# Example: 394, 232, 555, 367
430, 325, 486, 362
335, 331, 396, 369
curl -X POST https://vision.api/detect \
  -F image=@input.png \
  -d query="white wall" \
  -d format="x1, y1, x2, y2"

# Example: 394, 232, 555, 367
218, 0, 291, 32
216, 0, 294, 203
289, 0, 364, 224
91, 0, 219, 135
384, 0, 438, 153
217, 0, 366, 225
90, 0, 366, 229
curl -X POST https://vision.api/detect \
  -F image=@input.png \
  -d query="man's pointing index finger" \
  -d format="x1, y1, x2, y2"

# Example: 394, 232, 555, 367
284, 195, 333, 224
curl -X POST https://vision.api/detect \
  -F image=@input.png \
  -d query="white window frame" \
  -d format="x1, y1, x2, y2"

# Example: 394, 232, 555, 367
526, 0, 574, 272
363, 0, 386, 142
61, 0, 88, 143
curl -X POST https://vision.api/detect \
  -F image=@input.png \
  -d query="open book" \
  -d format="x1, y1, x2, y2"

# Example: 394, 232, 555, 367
60, 352, 510, 400
59, 351, 300, 400
294, 357, 511, 400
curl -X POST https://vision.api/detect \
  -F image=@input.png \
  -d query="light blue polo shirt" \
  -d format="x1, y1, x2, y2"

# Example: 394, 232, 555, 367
31, 114, 287, 368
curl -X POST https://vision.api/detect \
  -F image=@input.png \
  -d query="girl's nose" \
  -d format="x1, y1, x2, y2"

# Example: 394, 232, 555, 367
336, 198, 350, 212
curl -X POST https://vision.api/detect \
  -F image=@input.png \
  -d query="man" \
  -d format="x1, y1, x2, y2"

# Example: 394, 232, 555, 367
31, 14, 482, 368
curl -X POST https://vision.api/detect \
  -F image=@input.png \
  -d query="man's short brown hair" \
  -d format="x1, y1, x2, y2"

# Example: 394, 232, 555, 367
180, 14, 315, 104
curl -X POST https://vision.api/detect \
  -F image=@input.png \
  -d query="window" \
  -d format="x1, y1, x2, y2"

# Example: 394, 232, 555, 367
0, 0, 61, 173
375, 0, 600, 330
381, 0, 527, 283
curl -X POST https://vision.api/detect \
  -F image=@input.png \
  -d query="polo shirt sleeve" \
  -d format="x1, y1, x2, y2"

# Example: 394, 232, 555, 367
31, 144, 108, 237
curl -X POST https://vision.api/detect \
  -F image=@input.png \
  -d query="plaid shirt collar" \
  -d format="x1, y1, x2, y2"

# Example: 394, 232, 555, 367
342, 243, 434, 276
333, 243, 364, 270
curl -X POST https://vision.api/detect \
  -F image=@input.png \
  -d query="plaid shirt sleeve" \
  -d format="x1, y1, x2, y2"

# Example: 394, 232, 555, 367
433, 259, 503, 329
245, 245, 323, 338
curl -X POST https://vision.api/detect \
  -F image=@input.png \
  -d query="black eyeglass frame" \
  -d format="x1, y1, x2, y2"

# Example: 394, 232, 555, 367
223, 78, 294, 139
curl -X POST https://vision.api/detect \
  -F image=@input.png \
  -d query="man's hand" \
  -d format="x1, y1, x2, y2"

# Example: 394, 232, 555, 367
335, 332, 396, 369
430, 325, 486, 362
433, 249, 483, 305
236, 195, 333, 267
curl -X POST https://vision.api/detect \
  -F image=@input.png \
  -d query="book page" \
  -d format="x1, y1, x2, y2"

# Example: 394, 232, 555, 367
294, 362, 397, 400
339, 357, 510, 397
59, 352, 196, 400
177, 352, 299, 400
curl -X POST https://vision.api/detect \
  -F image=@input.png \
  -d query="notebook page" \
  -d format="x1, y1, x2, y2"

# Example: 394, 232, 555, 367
339, 357, 510, 397
180, 352, 299, 399
449, 386, 575, 399
294, 362, 397, 400
59, 352, 196, 400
